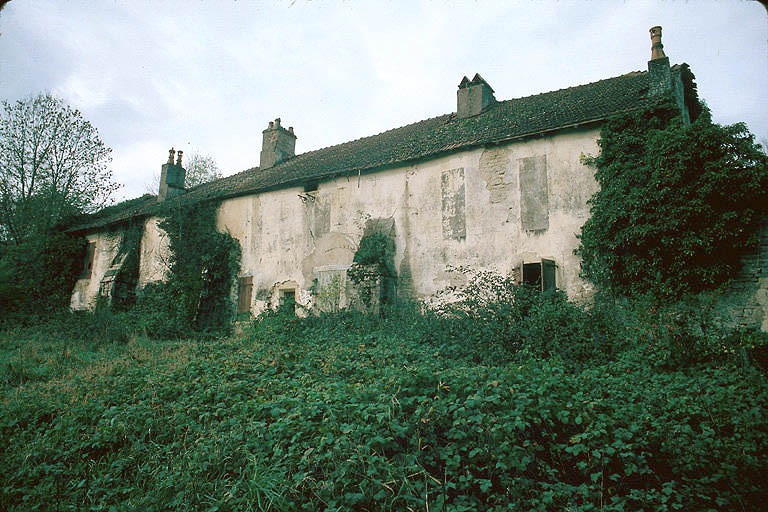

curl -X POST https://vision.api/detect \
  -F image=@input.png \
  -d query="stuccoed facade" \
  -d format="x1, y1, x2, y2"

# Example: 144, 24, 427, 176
74, 27, 746, 321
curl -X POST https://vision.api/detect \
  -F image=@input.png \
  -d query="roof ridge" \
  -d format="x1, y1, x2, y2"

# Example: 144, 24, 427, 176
72, 63, 695, 233
499, 69, 648, 106
250, 69, 655, 174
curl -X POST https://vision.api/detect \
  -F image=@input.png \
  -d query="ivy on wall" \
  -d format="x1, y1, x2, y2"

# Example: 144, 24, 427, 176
576, 101, 768, 298
111, 220, 143, 311
157, 198, 241, 332
347, 228, 396, 308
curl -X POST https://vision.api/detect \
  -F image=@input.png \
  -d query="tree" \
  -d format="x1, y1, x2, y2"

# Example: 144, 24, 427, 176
0, 93, 119, 242
184, 152, 222, 188
0, 94, 118, 323
577, 103, 768, 298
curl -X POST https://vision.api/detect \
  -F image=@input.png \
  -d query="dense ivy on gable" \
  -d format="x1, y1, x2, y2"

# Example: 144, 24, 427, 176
577, 102, 768, 297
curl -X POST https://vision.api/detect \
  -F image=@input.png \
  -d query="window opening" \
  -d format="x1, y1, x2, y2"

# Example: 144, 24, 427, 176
237, 276, 253, 314
82, 241, 96, 279
279, 289, 297, 314
522, 259, 556, 291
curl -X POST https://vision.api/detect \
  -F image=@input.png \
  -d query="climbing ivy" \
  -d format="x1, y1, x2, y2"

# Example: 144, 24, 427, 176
347, 229, 396, 307
155, 197, 241, 333
576, 101, 768, 298
111, 220, 143, 311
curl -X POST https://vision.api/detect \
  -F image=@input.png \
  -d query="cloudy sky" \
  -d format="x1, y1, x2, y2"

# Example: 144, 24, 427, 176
1, 0, 766, 201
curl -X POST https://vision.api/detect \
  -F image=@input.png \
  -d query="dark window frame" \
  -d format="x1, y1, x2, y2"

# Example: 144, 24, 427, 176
521, 258, 556, 291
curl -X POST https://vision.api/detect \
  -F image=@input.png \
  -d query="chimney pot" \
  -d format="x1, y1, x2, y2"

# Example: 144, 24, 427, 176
158, 145, 186, 201
649, 25, 666, 60
269, 121, 274, 129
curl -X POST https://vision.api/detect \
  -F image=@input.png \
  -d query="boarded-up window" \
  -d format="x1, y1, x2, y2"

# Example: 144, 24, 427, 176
441, 167, 466, 240
522, 259, 556, 291
519, 155, 548, 231
82, 242, 96, 279
237, 276, 253, 314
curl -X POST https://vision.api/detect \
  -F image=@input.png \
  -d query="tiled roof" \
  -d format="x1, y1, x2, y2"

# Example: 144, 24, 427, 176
69, 64, 693, 233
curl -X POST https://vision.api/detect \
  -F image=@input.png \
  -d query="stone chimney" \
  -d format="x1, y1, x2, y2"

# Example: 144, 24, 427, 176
158, 147, 186, 201
648, 26, 672, 96
457, 73, 496, 118
260, 118, 296, 169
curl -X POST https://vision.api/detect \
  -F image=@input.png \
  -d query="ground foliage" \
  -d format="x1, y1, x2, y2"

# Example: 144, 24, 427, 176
1, 273, 767, 511
577, 102, 768, 297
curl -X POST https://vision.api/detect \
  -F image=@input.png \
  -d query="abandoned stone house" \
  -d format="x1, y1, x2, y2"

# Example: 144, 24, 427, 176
67, 27, 768, 329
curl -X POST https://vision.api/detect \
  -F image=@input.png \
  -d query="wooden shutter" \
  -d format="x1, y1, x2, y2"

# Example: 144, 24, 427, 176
237, 276, 253, 313
542, 259, 556, 291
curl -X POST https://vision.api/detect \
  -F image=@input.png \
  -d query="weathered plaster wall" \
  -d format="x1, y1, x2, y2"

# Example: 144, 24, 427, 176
70, 231, 123, 310
138, 217, 170, 286
210, 127, 601, 312
71, 127, 602, 313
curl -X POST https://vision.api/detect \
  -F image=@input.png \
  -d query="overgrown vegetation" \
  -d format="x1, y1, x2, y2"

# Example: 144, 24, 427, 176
577, 102, 768, 297
0, 230, 84, 328
347, 228, 396, 308
121, 198, 241, 337
0, 93, 117, 328
2, 272, 767, 511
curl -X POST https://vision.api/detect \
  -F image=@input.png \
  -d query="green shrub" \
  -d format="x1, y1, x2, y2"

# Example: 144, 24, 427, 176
577, 103, 768, 298
429, 268, 620, 368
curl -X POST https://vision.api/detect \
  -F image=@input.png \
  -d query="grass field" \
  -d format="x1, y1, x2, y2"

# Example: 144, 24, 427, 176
1, 297, 767, 511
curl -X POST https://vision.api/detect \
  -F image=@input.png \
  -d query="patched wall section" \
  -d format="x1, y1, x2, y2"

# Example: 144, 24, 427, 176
441, 167, 466, 240
519, 155, 549, 231
718, 223, 768, 332
138, 217, 171, 286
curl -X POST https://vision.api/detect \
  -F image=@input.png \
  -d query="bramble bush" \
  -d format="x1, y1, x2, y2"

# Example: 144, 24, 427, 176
2, 272, 767, 511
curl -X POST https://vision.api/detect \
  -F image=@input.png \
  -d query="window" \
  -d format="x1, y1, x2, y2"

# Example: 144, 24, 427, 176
237, 276, 253, 314
522, 259, 556, 291
81, 241, 96, 279
279, 289, 296, 314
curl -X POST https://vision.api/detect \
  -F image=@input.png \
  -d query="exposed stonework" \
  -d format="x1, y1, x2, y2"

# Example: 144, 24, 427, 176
479, 147, 513, 204
718, 223, 768, 331
441, 168, 466, 241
